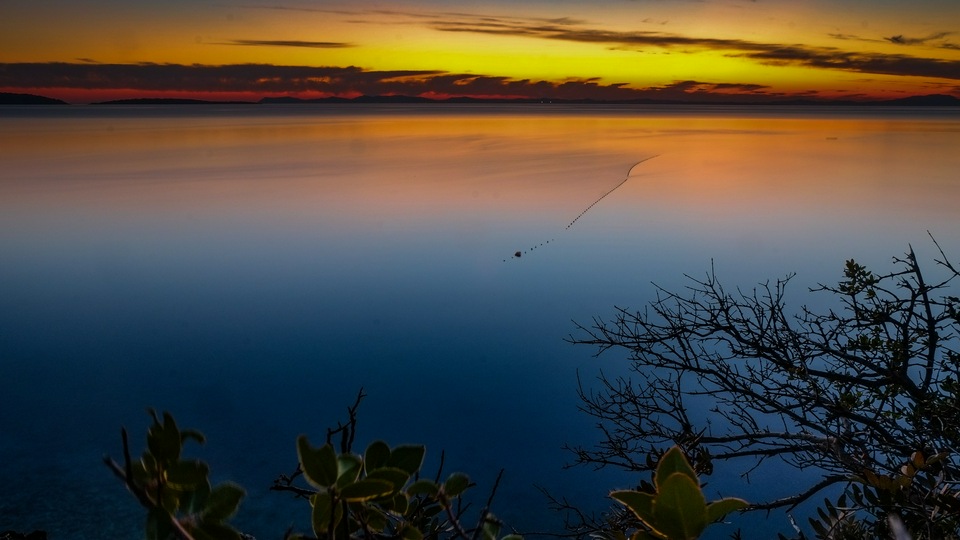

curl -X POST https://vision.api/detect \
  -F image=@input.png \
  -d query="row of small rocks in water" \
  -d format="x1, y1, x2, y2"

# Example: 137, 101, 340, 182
505, 240, 554, 261
504, 157, 656, 262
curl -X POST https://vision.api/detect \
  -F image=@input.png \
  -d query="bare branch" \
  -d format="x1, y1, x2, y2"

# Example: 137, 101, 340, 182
567, 244, 960, 534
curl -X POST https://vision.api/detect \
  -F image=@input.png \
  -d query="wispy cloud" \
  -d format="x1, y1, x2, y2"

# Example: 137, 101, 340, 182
646, 80, 773, 95
831, 31, 960, 52
219, 39, 354, 48
397, 10, 960, 81
738, 47, 960, 80
827, 33, 883, 44
884, 31, 954, 45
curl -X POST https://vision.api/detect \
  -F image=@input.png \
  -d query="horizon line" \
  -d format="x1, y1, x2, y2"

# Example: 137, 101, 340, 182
4, 91, 960, 107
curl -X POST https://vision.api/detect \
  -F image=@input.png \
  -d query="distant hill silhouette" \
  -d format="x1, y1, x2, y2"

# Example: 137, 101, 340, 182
92, 98, 255, 105
259, 95, 435, 104
0, 92, 68, 105
874, 94, 960, 106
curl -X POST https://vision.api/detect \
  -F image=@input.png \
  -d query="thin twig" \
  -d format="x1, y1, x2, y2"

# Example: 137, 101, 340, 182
472, 469, 506, 540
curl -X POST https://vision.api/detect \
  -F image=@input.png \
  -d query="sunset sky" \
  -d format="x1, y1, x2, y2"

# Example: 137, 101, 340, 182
2, 0, 959, 103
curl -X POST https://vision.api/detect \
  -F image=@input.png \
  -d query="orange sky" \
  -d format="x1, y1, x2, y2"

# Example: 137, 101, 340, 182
1, 1, 959, 103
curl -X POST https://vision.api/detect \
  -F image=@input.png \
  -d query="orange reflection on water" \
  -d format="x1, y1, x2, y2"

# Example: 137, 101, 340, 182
2, 107, 959, 240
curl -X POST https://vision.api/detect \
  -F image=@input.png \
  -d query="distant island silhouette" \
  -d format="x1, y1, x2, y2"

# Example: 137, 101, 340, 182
0, 92, 68, 105
91, 97, 256, 105
2, 91, 958, 107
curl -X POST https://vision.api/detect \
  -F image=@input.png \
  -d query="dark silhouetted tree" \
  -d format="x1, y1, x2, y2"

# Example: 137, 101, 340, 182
568, 236, 960, 538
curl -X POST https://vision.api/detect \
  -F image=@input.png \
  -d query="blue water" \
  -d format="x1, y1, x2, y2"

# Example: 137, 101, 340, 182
1, 104, 959, 538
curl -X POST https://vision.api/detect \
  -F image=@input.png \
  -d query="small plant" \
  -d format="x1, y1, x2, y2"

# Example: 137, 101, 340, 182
107, 393, 522, 540
103, 410, 246, 540
287, 436, 518, 540
272, 392, 521, 540
609, 447, 747, 540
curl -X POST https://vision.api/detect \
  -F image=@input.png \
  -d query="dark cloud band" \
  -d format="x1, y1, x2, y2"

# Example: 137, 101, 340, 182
0, 62, 781, 101
220, 39, 354, 48
740, 47, 960, 80
415, 12, 960, 81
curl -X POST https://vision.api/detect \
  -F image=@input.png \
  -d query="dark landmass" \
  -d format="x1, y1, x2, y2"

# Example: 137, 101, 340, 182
262, 95, 436, 104
0, 92, 67, 105
4, 91, 959, 107
874, 94, 960, 106
92, 98, 255, 105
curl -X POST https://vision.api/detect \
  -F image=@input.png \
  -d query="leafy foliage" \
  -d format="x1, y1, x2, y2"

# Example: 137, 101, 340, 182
289, 435, 507, 540
568, 238, 960, 538
103, 409, 247, 540
271, 392, 522, 540
108, 393, 523, 540
609, 447, 747, 540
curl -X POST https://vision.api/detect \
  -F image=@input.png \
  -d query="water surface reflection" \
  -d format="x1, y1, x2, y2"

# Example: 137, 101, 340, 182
1, 105, 958, 538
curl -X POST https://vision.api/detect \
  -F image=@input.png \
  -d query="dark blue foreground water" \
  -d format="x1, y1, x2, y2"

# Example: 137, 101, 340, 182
1, 104, 959, 538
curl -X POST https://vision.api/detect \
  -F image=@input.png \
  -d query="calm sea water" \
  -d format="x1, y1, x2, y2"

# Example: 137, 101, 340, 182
1, 104, 959, 538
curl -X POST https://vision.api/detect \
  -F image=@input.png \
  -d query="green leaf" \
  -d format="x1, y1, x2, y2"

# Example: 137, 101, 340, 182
389, 492, 409, 514
336, 453, 363, 488
187, 521, 243, 540
181, 428, 207, 446
365, 440, 391, 471
610, 490, 656, 529
502, 535, 524, 540
340, 478, 395, 502
652, 473, 708, 540
654, 447, 697, 490
705, 497, 748, 523
131, 457, 152, 485
366, 467, 410, 493
482, 513, 501, 540
407, 479, 439, 497
399, 524, 424, 540
159, 486, 181, 513
365, 507, 389, 532
165, 459, 210, 491
809, 517, 828, 538
443, 473, 471, 497
147, 412, 182, 462
311, 492, 342, 536
182, 482, 211, 514
203, 482, 245, 522
298, 435, 338, 489
388, 445, 426, 475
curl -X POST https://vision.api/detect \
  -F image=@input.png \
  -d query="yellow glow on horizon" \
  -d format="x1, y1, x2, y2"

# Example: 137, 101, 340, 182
1, 1, 958, 100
